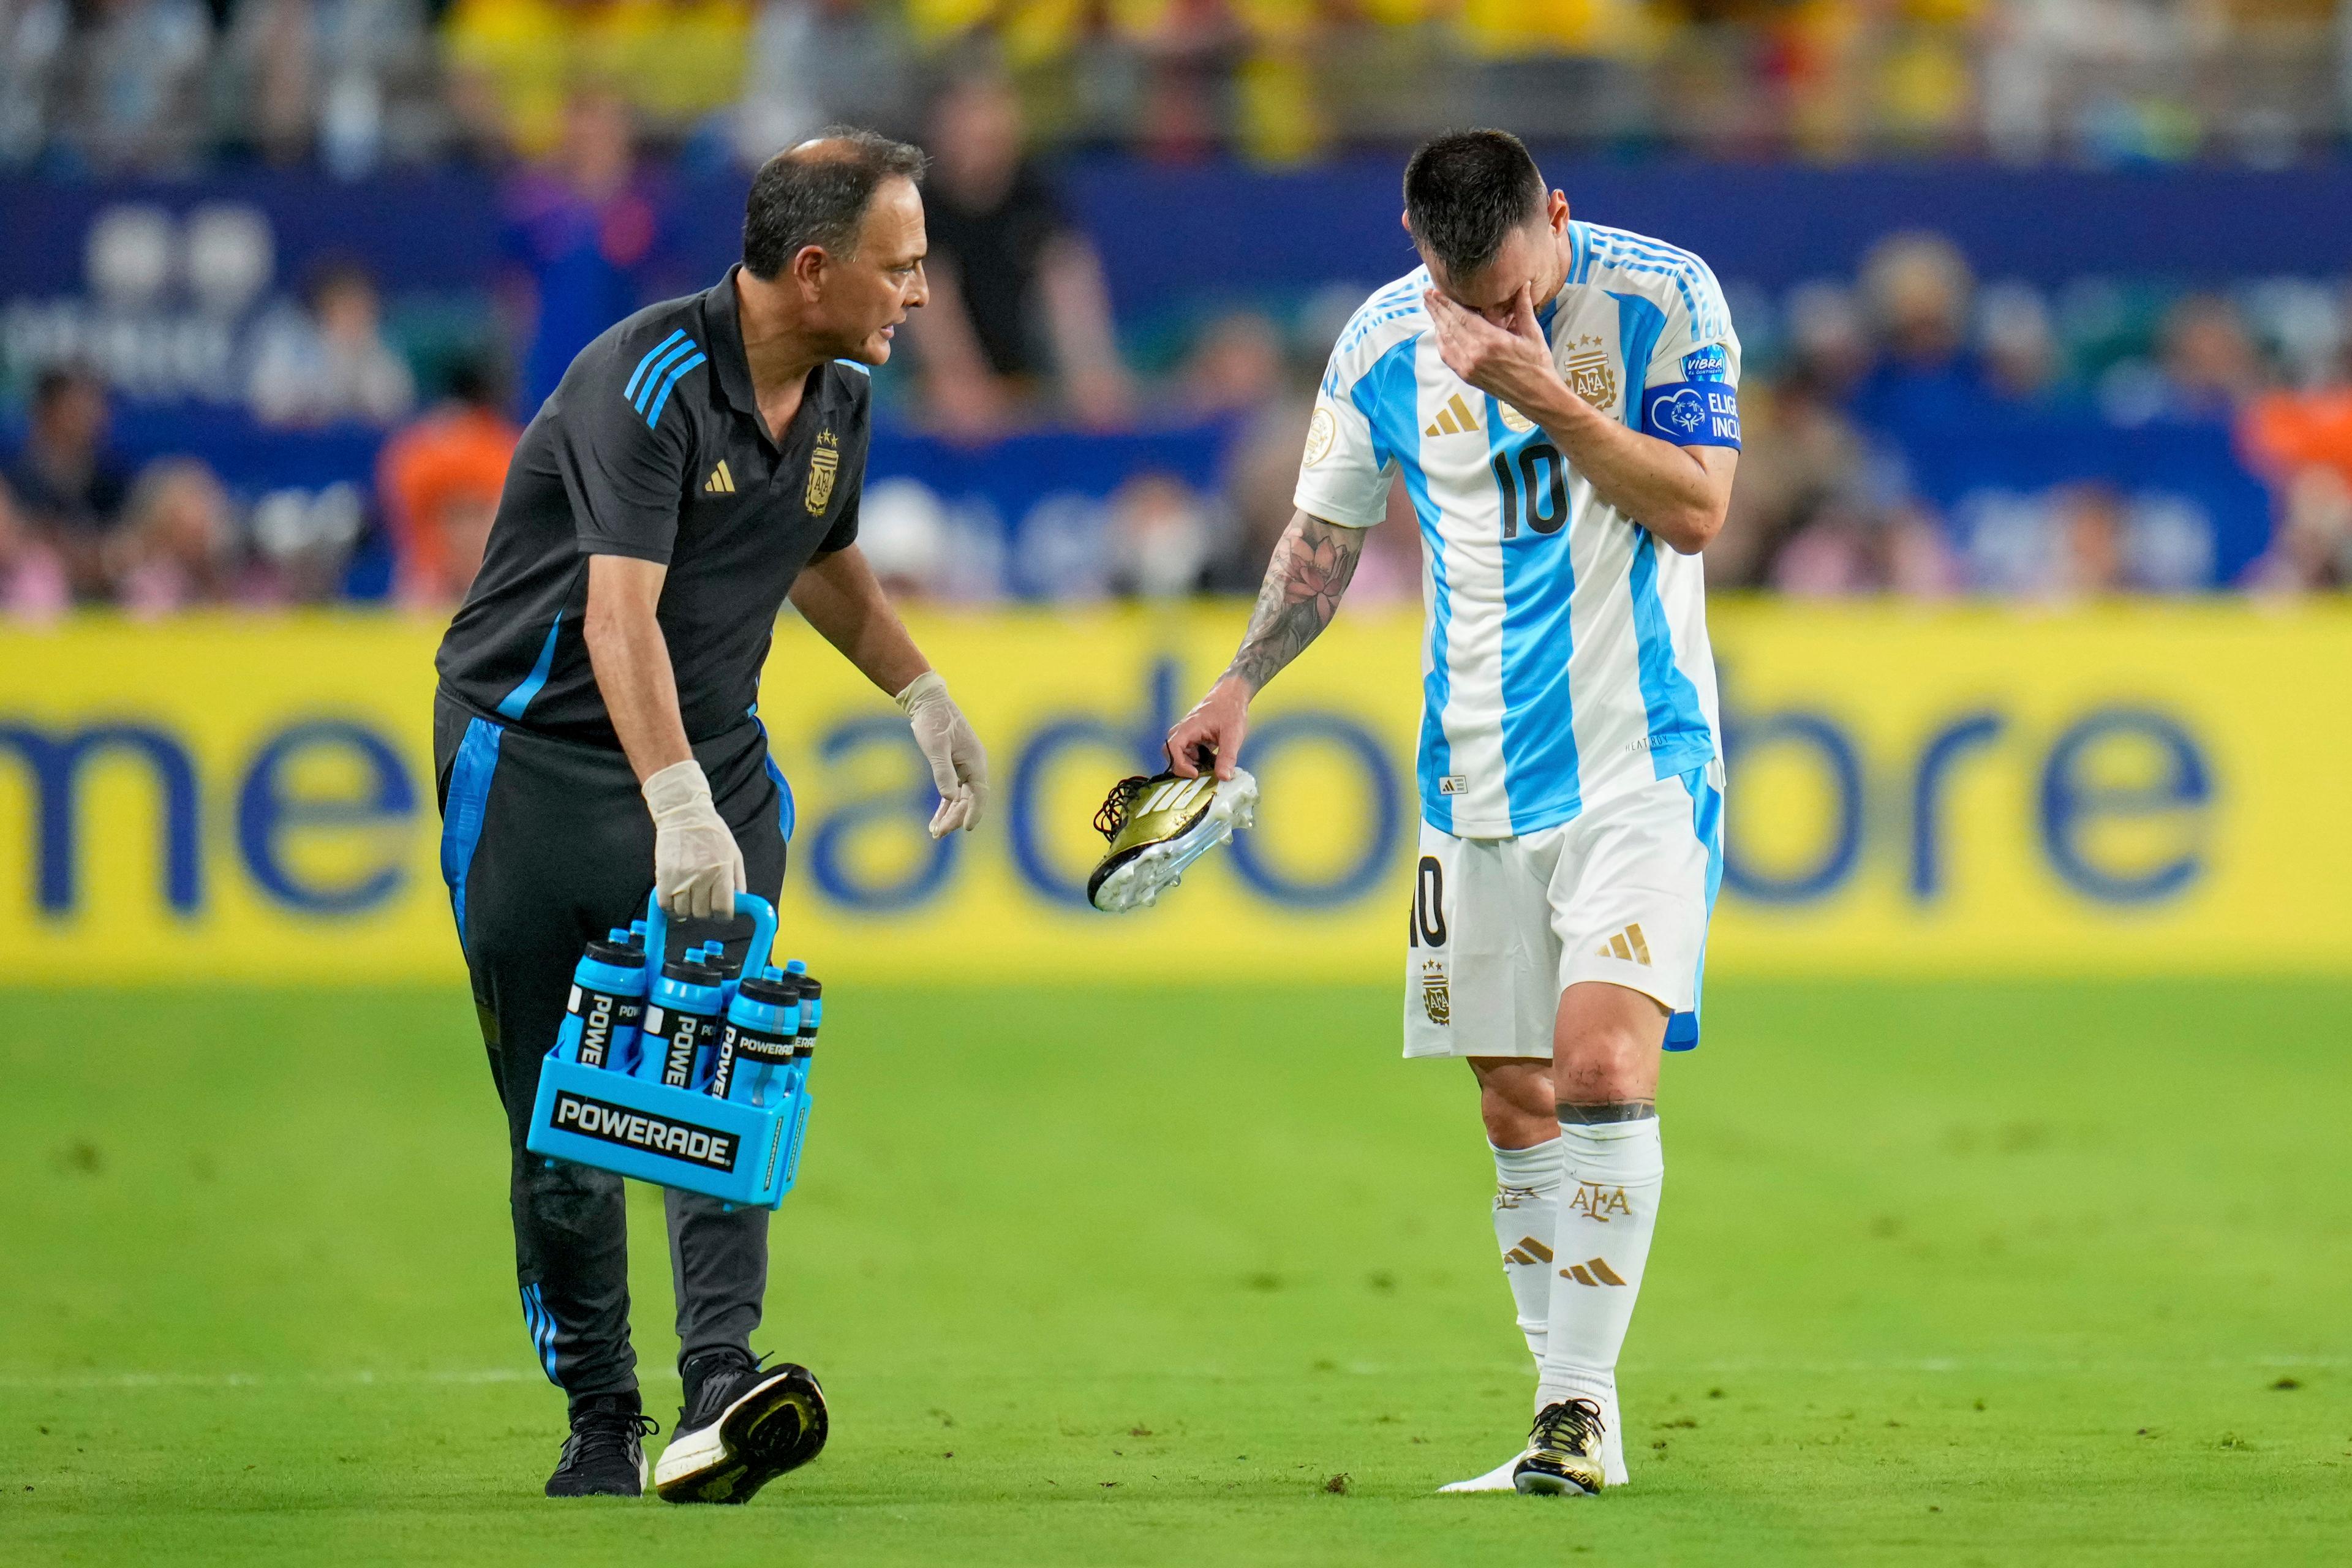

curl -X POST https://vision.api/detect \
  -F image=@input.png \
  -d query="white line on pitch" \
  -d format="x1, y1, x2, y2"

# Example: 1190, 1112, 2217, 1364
1651, 1355, 2351, 1374
0, 1368, 535, 1389
1, 1355, 2343, 1390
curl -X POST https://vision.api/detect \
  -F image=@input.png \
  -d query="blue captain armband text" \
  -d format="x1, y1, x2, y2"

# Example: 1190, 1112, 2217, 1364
1640, 382, 1743, 450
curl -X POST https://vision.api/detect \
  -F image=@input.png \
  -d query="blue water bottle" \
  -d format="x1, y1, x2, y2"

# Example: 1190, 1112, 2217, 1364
770, 969, 821, 1188
638, 955, 731, 1090
554, 931, 647, 1071
708, 971, 801, 1105
789, 976, 821, 1086
793, 975, 820, 1052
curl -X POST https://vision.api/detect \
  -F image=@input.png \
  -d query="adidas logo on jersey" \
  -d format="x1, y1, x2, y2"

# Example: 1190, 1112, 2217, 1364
704, 459, 736, 494
1594, 923, 1652, 965
1424, 393, 1481, 439
1559, 1257, 1629, 1287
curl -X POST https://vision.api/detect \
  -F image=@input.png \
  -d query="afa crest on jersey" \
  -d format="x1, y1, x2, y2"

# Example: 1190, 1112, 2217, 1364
805, 431, 840, 514
1565, 336, 1617, 411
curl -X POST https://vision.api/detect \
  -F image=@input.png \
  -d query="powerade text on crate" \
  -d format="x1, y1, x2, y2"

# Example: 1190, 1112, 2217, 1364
526, 892, 826, 1209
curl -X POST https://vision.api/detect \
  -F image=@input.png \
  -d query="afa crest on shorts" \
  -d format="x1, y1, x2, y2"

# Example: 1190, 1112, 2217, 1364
1420, 960, 1450, 1025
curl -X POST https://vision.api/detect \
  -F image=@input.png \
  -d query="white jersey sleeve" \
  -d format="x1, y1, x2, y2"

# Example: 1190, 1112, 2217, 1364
1291, 371, 1392, 530
1632, 257, 1743, 451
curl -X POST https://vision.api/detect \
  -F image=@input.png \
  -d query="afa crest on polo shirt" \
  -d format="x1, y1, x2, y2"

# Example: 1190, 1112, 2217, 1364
805, 431, 839, 514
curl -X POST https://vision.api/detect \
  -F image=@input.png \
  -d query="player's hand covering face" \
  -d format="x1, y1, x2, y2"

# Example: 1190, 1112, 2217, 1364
896, 671, 989, 837
1423, 282, 1567, 428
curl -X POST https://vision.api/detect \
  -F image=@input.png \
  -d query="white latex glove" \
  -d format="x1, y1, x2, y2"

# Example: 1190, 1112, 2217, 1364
642, 759, 746, 920
895, 670, 989, 838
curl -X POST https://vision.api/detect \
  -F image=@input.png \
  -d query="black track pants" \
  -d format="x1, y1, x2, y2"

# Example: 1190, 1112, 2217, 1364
432, 692, 790, 1406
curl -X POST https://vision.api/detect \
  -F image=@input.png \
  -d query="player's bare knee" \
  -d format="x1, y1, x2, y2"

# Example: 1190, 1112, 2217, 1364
1469, 1057, 1556, 1148
1551, 982, 1666, 1112
1553, 1035, 1657, 1108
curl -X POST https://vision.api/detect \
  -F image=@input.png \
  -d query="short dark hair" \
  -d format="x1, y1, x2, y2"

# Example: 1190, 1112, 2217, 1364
1403, 129, 1547, 280
742, 128, 929, 279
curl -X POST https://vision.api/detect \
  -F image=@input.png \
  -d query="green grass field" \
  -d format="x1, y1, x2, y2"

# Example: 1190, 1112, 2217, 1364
4, 978, 2348, 1565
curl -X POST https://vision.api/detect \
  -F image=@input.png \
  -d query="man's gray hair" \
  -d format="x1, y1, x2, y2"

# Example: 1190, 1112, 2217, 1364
742, 127, 928, 279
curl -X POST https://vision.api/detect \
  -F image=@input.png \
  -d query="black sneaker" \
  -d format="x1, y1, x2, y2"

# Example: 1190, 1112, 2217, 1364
546, 1392, 658, 1498
1512, 1398, 1608, 1496
652, 1349, 829, 1504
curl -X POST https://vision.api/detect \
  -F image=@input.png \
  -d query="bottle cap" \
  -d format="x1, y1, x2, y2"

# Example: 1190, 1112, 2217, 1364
585, 939, 645, 968
737, 973, 802, 1009
660, 960, 726, 988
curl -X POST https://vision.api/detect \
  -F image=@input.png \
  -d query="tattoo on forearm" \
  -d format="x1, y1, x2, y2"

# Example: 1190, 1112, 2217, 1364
1225, 513, 1363, 692
1558, 1099, 1657, 1123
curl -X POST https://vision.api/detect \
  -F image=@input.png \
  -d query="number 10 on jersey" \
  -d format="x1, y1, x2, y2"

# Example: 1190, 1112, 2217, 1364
1491, 441, 1570, 540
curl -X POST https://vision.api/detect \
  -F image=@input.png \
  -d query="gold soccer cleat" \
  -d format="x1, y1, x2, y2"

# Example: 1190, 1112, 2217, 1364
1512, 1398, 1609, 1497
1086, 765, 1259, 913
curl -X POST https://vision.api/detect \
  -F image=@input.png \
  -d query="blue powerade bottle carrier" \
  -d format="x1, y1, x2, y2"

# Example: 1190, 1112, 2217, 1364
525, 891, 824, 1210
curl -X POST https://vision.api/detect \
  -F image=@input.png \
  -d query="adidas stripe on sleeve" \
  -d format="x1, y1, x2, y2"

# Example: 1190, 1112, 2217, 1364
563, 324, 710, 565
1615, 241, 1741, 451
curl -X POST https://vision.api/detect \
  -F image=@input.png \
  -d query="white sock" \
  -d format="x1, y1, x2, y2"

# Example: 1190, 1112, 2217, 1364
1488, 1139, 1562, 1374
1537, 1115, 1664, 1422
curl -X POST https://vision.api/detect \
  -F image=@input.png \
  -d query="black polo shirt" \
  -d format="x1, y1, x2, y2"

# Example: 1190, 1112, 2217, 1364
436, 266, 869, 751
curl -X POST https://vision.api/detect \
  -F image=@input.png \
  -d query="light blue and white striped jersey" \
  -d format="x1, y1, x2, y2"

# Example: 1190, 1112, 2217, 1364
1294, 221, 1742, 840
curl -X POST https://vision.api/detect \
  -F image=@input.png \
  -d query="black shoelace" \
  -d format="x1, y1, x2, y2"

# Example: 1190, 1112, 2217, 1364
1093, 775, 1152, 839
1530, 1396, 1606, 1455
564, 1408, 658, 1468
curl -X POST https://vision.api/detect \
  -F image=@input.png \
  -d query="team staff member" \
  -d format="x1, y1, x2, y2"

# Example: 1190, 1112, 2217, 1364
433, 130, 986, 1504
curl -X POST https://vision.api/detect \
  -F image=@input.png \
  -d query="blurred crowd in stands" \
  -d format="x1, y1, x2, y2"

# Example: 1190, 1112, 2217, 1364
5, 198, 2349, 619
1718, 234, 2352, 597
0, 355, 514, 613
2, 0, 2348, 175
4, 5, 2352, 619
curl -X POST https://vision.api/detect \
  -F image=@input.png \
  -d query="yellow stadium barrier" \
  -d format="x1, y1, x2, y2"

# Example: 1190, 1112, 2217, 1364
2, 603, 2346, 983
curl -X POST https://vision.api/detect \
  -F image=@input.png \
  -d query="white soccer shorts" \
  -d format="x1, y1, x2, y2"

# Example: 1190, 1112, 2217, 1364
1401, 763, 1723, 1060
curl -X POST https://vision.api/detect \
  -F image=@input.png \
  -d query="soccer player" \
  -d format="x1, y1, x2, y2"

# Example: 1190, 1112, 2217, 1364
432, 130, 987, 1501
1165, 129, 1738, 1496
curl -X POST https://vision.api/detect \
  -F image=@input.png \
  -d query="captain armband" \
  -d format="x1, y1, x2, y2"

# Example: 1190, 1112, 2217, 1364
1639, 382, 1742, 450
